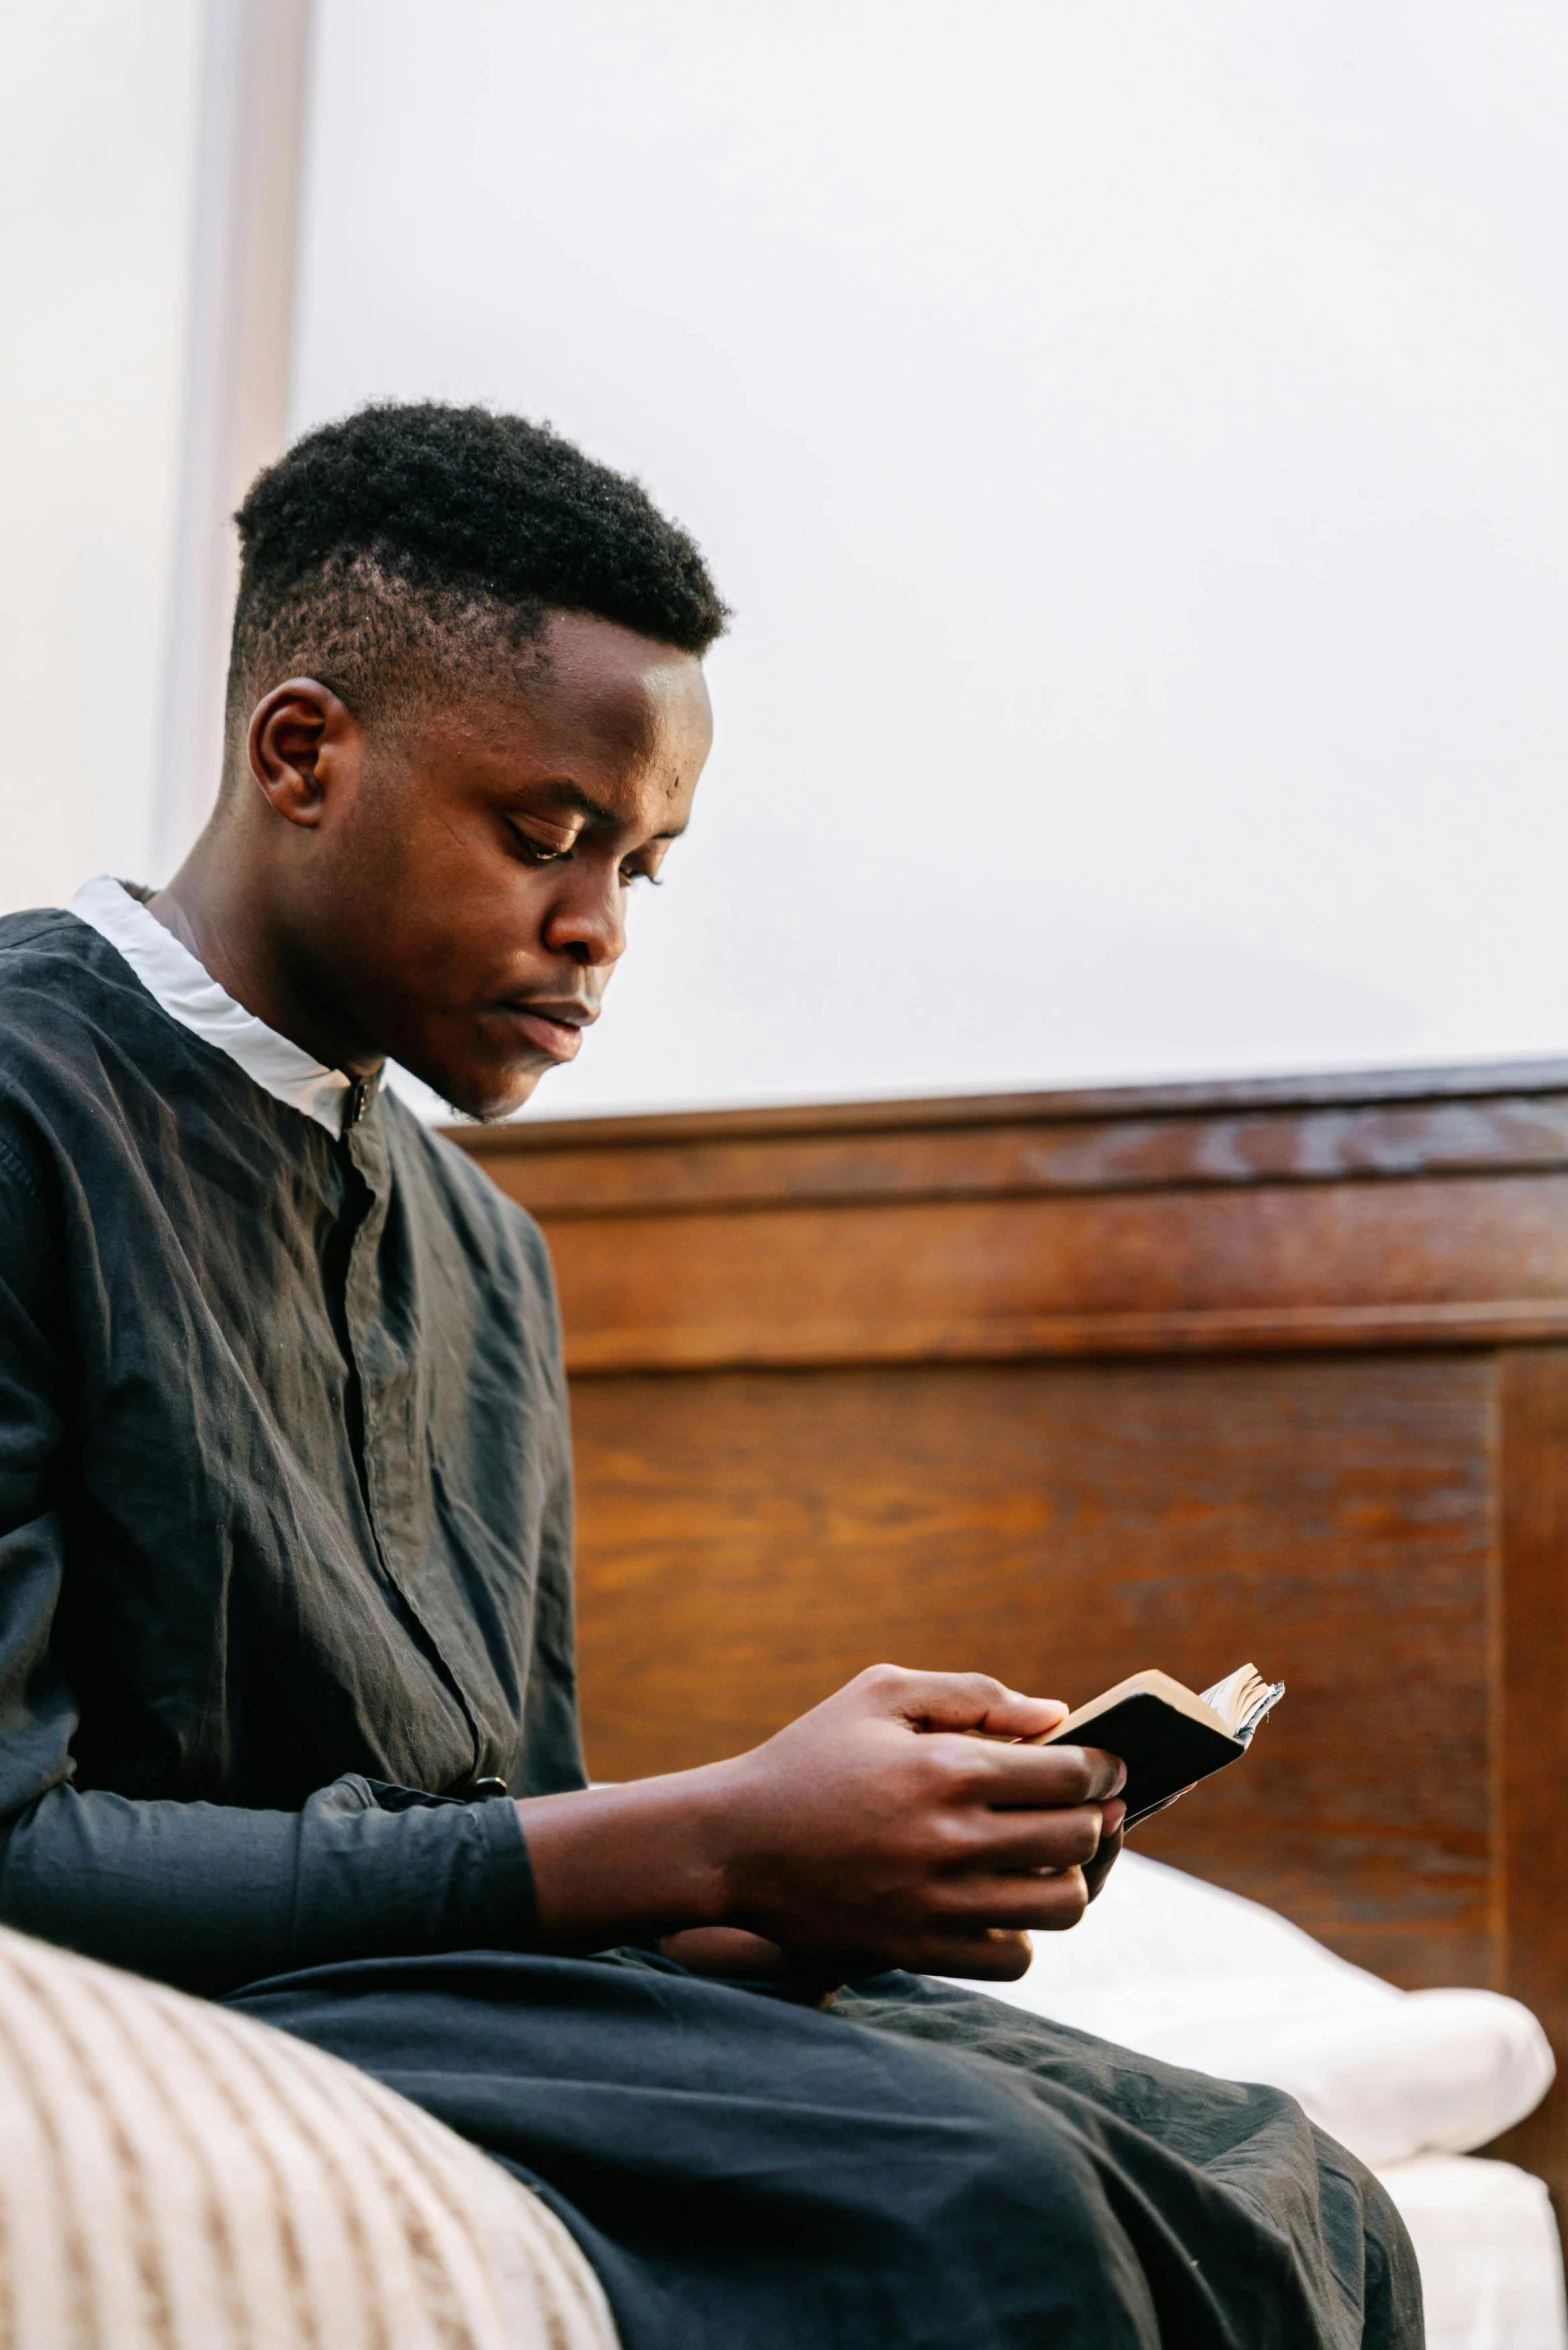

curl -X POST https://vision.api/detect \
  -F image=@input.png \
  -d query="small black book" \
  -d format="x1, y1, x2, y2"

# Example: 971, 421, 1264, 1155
1033, 1663, 1285, 1827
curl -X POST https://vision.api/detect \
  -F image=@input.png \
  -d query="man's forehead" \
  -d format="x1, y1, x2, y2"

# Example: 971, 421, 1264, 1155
466, 616, 710, 766
547, 622, 711, 764
414, 664, 704, 839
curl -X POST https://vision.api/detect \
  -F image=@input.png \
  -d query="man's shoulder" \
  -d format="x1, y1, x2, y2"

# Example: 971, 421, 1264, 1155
0, 904, 125, 1053
0, 902, 137, 1016
0, 909, 124, 1197
0, 902, 92, 972
0, 903, 180, 1098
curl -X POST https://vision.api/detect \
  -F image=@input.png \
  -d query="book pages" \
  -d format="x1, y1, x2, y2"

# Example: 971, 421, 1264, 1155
1199, 1664, 1286, 1745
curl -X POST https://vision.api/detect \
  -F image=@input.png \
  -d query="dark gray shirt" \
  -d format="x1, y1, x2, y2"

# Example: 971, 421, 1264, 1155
0, 905, 585, 1992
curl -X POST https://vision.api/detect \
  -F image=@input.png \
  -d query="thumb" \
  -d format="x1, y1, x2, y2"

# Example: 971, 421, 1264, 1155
867, 1667, 1069, 1743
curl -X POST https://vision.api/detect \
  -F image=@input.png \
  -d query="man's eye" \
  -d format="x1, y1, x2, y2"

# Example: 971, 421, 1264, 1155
620, 866, 663, 891
511, 827, 572, 866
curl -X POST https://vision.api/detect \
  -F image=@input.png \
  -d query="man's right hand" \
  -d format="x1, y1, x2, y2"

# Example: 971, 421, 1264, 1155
519, 1664, 1125, 1981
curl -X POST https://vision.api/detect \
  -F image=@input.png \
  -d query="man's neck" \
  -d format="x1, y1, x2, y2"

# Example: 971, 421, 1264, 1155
147, 835, 385, 1083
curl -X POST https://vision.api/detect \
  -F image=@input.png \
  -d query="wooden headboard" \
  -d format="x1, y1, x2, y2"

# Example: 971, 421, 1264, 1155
451, 1060, 1568, 2197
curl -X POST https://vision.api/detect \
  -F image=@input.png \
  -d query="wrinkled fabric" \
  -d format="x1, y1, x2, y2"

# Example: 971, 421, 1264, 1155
237, 1950, 1423, 2350
0, 902, 1423, 2346
0, 907, 580, 1991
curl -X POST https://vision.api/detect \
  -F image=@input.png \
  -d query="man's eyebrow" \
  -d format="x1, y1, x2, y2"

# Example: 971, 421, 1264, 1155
517, 781, 687, 842
524, 780, 623, 827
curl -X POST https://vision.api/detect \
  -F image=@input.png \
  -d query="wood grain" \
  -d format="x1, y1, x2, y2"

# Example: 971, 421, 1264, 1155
451, 1062, 1568, 2204
461, 1054, 1568, 1161
542, 1177, 1568, 1372
1487, 1349, 1568, 2188
570, 1356, 1494, 1988
475, 1091, 1568, 1219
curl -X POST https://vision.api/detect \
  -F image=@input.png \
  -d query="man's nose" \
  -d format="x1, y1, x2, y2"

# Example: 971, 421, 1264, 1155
542, 868, 627, 969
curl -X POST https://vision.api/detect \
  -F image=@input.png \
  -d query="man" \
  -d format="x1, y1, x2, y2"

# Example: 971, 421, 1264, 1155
0, 403, 1417, 2346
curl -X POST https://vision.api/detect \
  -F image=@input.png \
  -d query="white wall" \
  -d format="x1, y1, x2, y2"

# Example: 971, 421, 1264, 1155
154, 0, 311, 875
11, 6, 1564, 1111
294, 0, 1568, 1116
0, 0, 203, 916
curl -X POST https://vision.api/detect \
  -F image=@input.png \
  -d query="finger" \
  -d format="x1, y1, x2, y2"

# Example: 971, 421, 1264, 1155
927, 1868, 1092, 1935
936, 1803, 1106, 1875
1030, 1866, 1094, 1933
660, 1928, 790, 1977
1084, 1816, 1125, 1902
935, 1736, 1126, 1808
856, 1665, 1068, 1742
902, 1926, 1037, 1982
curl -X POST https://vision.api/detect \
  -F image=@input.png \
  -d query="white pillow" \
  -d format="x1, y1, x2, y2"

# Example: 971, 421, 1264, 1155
960, 1852, 1554, 2170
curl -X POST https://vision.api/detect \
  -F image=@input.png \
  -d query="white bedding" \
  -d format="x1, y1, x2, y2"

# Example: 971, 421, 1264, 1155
1379, 2154, 1568, 2350
955, 1852, 1566, 2350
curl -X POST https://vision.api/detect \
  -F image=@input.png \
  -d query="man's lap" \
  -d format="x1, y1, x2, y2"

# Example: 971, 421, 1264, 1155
229, 1948, 1421, 2350
842, 1971, 1419, 2346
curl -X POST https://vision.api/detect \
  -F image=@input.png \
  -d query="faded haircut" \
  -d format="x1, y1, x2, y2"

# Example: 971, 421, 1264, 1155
223, 401, 728, 774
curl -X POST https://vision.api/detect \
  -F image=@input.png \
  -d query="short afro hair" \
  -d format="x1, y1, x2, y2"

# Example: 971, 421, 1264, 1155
225, 401, 728, 764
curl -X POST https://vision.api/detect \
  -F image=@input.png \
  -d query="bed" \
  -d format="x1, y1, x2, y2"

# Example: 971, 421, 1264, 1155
983, 1851, 1565, 2350
455, 1055, 1568, 2345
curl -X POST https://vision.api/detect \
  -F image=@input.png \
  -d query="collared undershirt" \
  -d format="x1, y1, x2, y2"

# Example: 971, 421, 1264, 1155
68, 873, 375, 1137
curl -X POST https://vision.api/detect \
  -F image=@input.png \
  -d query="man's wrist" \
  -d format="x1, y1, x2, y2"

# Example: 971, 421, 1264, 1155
515, 1760, 742, 1948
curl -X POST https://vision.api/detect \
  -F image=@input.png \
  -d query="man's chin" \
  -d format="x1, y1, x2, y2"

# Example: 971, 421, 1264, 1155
408, 1055, 552, 1125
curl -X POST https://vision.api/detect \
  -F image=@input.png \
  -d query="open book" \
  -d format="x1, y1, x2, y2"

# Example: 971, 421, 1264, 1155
1032, 1663, 1285, 1828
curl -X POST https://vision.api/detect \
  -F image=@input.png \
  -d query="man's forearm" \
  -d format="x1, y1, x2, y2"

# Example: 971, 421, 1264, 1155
0, 1775, 535, 1995
517, 1764, 737, 1949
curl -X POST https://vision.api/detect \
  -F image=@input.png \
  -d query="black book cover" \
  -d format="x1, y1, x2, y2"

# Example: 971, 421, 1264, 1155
1064, 1694, 1245, 1827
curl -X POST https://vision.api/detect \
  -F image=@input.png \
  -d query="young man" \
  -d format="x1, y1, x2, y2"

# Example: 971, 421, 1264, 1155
0, 404, 1417, 2346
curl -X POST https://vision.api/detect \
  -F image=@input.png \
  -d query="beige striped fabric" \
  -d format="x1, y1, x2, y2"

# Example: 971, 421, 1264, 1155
0, 1923, 618, 2350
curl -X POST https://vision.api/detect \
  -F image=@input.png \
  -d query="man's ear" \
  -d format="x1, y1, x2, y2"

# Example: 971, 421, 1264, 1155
246, 678, 355, 828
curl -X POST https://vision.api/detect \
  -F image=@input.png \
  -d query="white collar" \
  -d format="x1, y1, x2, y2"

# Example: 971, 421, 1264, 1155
68, 875, 371, 1137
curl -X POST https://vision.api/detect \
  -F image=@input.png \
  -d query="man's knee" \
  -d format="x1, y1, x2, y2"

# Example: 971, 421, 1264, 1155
850, 2048, 1161, 2345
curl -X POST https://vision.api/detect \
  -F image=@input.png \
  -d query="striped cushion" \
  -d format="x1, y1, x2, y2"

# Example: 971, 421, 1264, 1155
0, 1922, 617, 2349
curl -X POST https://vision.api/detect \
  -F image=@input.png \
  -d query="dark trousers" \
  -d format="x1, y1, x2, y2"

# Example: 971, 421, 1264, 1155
231, 1951, 1423, 2350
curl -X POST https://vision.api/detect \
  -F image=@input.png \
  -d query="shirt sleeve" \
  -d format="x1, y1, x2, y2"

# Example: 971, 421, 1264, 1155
0, 1126, 541, 1996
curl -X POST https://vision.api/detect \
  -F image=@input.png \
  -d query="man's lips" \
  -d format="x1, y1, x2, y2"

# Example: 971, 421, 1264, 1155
499, 1000, 597, 1063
